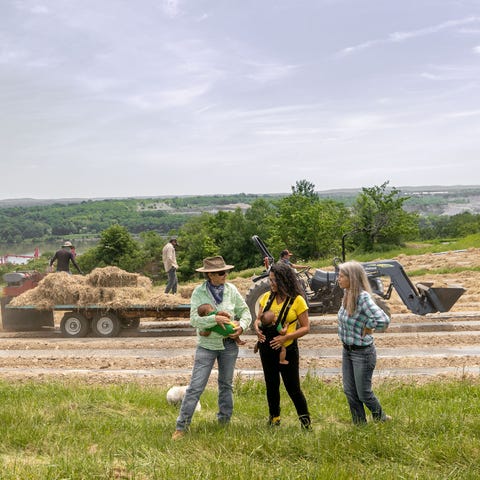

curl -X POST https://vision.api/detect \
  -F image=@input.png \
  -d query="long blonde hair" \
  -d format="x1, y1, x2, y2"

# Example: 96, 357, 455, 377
340, 261, 372, 316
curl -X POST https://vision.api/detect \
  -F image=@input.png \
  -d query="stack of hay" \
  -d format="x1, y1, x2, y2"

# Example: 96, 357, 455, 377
10, 267, 187, 310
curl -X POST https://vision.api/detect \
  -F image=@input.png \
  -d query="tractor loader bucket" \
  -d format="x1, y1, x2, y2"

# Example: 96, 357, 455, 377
417, 283, 466, 313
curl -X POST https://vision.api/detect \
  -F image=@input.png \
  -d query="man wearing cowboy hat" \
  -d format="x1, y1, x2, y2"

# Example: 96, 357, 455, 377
172, 256, 252, 440
49, 241, 83, 274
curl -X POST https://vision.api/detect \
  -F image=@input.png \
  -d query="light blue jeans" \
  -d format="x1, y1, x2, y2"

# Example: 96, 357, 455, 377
175, 339, 239, 431
342, 344, 387, 424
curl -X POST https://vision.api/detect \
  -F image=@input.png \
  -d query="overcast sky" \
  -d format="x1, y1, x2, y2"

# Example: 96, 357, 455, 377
1, 0, 480, 199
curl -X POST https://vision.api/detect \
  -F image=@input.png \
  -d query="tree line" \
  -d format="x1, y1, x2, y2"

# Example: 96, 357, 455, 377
2, 180, 480, 283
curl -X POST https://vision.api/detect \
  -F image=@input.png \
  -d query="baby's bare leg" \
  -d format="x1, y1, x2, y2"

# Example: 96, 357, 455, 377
279, 346, 289, 364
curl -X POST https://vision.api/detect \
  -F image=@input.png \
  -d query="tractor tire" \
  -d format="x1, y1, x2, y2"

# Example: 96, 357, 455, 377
245, 278, 271, 321
92, 312, 122, 337
60, 312, 90, 338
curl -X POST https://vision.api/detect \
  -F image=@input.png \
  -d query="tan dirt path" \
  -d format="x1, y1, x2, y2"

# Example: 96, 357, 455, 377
1, 248, 480, 384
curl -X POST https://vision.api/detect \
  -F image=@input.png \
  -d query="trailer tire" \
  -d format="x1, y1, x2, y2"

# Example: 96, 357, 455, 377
245, 278, 271, 321
92, 312, 121, 337
122, 318, 140, 329
60, 313, 90, 338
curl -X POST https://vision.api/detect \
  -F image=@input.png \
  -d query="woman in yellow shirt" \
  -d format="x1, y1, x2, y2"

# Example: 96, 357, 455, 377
253, 261, 311, 429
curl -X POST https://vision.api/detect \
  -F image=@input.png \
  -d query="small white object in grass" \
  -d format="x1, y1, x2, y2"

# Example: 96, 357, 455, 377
166, 386, 201, 411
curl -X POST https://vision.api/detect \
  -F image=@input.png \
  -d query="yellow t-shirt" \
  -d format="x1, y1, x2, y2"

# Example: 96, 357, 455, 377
259, 292, 308, 347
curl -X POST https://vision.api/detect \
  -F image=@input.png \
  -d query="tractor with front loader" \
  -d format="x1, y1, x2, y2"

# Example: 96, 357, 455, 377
245, 235, 466, 319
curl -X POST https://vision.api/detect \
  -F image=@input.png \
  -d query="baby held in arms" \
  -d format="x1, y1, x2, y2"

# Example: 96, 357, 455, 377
254, 310, 289, 364
197, 303, 246, 345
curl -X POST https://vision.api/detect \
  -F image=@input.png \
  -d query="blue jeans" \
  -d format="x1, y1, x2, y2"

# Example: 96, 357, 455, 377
165, 267, 178, 294
342, 344, 386, 424
175, 339, 239, 431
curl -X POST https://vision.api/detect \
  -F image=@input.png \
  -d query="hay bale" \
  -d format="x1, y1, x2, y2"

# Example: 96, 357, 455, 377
145, 291, 189, 308
178, 285, 196, 299
9, 272, 87, 309
9, 268, 155, 310
86, 266, 150, 288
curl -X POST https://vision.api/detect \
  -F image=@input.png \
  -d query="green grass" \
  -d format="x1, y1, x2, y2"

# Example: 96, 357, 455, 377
0, 376, 478, 479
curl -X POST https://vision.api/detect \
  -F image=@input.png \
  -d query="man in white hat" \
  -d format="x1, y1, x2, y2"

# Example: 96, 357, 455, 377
172, 255, 252, 440
49, 241, 83, 274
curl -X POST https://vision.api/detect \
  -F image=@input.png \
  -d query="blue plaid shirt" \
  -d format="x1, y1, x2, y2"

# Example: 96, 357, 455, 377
338, 291, 390, 347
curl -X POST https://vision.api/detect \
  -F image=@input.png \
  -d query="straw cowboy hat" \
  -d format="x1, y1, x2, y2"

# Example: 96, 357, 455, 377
195, 256, 234, 273
62, 241, 74, 248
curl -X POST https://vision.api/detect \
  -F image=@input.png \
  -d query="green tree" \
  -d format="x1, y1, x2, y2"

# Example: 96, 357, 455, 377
177, 214, 218, 279
93, 224, 143, 272
0, 224, 22, 243
244, 198, 278, 267
138, 230, 166, 279
217, 208, 252, 270
351, 181, 419, 251
291, 179, 318, 201
274, 181, 350, 260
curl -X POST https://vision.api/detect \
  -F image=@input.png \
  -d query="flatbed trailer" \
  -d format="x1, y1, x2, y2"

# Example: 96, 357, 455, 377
2, 303, 191, 338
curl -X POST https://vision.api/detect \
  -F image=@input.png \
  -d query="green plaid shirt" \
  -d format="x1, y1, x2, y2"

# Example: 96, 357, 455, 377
190, 281, 252, 350
338, 291, 390, 347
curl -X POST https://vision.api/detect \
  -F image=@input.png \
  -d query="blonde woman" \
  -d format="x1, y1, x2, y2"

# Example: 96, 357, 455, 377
337, 261, 391, 425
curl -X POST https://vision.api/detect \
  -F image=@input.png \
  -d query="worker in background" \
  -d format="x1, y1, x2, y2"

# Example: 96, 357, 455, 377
162, 237, 179, 294
50, 241, 83, 274
279, 249, 310, 271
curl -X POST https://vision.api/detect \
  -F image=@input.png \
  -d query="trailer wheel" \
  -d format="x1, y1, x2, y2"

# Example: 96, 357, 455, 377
60, 313, 90, 338
122, 318, 140, 329
245, 278, 271, 321
92, 312, 121, 337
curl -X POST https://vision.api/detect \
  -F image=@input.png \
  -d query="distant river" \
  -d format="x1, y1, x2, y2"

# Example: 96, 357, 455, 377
0, 239, 97, 265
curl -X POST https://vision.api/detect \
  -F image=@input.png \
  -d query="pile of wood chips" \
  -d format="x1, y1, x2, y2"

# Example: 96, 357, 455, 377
9, 267, 188, 310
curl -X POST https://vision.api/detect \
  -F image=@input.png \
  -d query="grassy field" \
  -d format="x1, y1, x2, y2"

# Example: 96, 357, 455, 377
0, 376, 478, 479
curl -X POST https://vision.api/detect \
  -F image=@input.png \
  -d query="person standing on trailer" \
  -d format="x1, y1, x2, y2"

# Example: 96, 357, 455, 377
49, 241, 83, 274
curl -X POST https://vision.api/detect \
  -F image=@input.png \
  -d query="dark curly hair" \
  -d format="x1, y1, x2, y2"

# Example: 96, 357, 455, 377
270, 262, 305, 299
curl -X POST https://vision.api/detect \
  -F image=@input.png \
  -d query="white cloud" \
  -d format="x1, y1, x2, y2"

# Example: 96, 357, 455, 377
1, 0, 480, 198
244, 61, 299, 84
30, 5, 49, 15
339, 16, 480, 56
390, 17, 480, 42
163, 0, 181, 18
125, 84, 211, 109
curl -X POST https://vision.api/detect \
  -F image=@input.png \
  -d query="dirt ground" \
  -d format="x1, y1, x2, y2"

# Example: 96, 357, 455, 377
1, 248, 480, 385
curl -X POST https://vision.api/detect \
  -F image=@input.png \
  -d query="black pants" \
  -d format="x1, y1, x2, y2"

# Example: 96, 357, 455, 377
259, 340, 309, 419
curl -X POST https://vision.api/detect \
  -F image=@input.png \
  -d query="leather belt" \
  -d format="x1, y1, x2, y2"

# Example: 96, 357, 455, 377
343, 343, 371, 351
